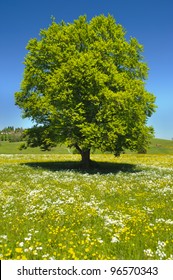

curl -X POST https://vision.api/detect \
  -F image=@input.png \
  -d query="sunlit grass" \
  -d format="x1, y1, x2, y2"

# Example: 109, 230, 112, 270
1, 138, 173, 154
0, 154, 173, 260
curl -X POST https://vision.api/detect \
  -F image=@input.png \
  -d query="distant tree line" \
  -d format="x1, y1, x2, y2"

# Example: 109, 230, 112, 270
0, 126, 24, 142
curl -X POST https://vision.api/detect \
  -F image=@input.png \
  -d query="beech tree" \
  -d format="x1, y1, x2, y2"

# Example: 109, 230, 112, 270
15, 15, 156, 167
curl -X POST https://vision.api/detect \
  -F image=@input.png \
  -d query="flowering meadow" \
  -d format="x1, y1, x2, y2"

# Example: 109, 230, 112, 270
0, 153, 173, 260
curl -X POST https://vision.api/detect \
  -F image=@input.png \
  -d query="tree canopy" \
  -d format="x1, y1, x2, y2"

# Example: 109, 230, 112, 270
15, 14, 156, 167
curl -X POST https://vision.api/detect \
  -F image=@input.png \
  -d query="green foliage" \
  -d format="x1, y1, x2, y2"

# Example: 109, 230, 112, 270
18, 142, 27, 150
0, 127, 24, 142
15, 15, 156, 165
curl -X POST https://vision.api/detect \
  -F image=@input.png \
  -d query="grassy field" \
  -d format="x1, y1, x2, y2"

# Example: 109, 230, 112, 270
0, 141, 70, 154
148, 138, 173, 154
0, 138, 173, 154
0, 152, 173, 260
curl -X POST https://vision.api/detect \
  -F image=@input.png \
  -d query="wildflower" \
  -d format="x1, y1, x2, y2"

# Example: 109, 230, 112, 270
21, 256, 27, 260
155, 241, 167, 259
85, 248, 90, 252
67, 197, 75, 203
68, 248, 75, 254
33, 250, 38, 255
0, 235, 7, 240
157, 241, 166, 248
36, 247, 43, 250
15, 248, 23, 253
97, 238, 104, 243
24, 237, 31, 241
111, 235, 119, 243
144, 249, 154, 258
42, 254, 49, 258
167, 255, 173, 260
155, 249, 166, 260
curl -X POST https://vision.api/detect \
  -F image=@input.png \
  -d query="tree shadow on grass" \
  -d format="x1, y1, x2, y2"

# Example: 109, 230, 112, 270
24, 160, 141, 175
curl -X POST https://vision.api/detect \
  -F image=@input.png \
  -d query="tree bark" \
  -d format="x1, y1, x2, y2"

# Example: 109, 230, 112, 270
74, 144, 91, 168
81, 149, 91, 168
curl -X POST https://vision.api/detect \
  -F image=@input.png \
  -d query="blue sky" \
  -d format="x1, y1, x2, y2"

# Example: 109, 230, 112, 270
0, 0, 173, 139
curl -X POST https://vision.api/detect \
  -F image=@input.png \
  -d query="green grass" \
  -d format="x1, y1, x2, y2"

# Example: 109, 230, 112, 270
147, 138, 173, 154
1, 138, 173, 154
0, 141, 100, 155
0, 141, 70, 154
0, 153, 173, 260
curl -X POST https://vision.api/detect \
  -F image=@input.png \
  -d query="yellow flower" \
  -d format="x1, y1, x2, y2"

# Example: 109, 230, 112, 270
15, 248, 23, 253
68, 248, 74, 254
21, 255, 27, 260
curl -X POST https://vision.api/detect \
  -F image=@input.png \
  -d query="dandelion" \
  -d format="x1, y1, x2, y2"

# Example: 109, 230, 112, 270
68, 248, 74, 254
15, 248, 23, 253
85, 248, 90, 253
33, 250, 38, 255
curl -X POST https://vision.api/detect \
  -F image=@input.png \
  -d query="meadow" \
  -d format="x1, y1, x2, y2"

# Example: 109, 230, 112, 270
0, 149, 173, 260
1, 137, 173, 154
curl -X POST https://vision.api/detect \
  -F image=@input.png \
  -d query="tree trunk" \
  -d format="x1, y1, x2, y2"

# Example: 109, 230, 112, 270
74, 144, 91, 168
81, 149, 91, 168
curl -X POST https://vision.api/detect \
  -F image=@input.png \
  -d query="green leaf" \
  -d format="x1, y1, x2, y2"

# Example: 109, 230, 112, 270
15, 14, 156, 161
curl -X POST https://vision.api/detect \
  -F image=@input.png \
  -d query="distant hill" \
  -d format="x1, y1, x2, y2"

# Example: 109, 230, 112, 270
147, 138, 173, 154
